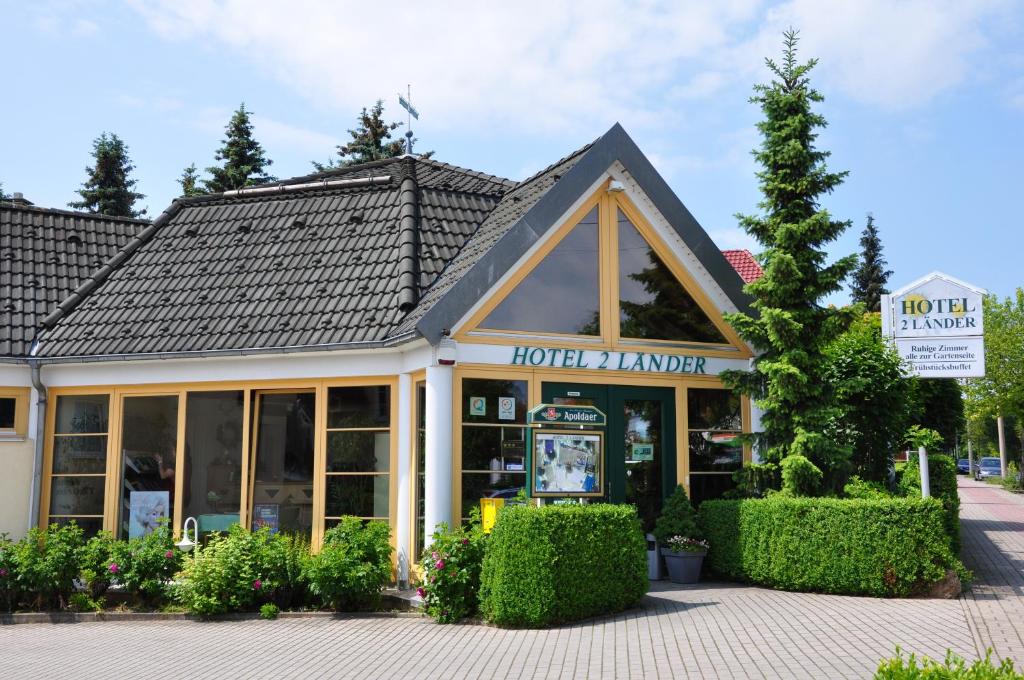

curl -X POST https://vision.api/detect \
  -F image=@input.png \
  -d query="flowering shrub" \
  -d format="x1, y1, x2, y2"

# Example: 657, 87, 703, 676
305, 518, 392, 611
0, 534, 19, 612
10, 523, 85, 611
78, 531, 118, 601
108, 524, 181, 607
418, 518, 486, 623
664, 536, 709, 553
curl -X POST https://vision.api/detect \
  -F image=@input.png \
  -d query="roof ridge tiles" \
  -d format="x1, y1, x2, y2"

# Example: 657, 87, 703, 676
0, 201, 151, 225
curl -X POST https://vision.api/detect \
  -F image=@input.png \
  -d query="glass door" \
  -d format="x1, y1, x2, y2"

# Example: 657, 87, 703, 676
249, 390, 316, 536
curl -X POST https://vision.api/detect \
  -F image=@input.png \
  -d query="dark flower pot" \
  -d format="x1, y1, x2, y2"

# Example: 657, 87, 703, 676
660, 548, 706, 584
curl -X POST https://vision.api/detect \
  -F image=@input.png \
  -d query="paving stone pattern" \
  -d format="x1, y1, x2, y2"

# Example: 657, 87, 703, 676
0, 479, 1019, 679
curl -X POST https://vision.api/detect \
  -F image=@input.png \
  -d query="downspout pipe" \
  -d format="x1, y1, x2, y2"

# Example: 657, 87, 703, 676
27, 359, 46, 530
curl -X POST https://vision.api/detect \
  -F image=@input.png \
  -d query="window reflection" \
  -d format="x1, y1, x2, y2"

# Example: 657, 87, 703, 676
618, 211, 727, 343
461, 378, 527, 522
183, 391, 244, 535
252, 392, 316, 535
480, 207, 600, 336
119, 395, 179, 540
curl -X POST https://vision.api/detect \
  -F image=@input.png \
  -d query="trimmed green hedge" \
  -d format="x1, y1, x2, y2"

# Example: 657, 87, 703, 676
479, 504, 647, 627
900, 453, 960, 554
700, 496, 961, 597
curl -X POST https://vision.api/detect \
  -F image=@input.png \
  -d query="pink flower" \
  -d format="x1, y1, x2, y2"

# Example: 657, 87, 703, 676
429, 575, 436, 583
431, 551, 439, 560
462, 538, 469, 545
0, 568, 8, 578
253, 579, 262, 590
435, 560, 445, 570
415, 587, 425, 598
108, 563, 119, 574
165, 550, 174, 559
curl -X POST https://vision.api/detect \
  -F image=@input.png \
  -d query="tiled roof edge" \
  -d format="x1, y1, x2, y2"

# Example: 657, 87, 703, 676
0, 201, 151, 225
38, 199, 187, 332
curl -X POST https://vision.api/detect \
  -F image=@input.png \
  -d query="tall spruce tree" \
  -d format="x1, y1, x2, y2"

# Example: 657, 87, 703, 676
850, 214, 892, 312
313, 100, 429, 170
68, 132, 146, 217
178, 163, 205, 197
204, 103, 276, 193
722, 30, 858, 483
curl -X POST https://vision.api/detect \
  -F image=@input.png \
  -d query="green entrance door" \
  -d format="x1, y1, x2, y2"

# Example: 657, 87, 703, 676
541, 382, 676, 531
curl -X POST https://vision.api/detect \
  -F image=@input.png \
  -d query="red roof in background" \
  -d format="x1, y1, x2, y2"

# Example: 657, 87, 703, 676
721, 249, 763, 283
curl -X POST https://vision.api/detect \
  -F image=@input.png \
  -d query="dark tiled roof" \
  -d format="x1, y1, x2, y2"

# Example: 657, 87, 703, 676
35, 157, 509, 358
721, 249, 763, 283
1, 203, 146, 357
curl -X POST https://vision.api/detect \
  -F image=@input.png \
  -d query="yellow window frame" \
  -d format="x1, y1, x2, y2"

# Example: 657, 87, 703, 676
0, 386, 30, 439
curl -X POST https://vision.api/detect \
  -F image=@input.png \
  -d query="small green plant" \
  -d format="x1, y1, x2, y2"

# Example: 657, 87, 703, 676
69, 592, 104, 613
844, 476, 892, 499
419, 516, 487, 623
652, 485, 701, 547
905, 425, 944, 452
780, 455, 823, 496
1002, 462, 1022, 491
109, 524, 181, 608
875, 647, 1023, 679
0, 533, 20, 612
305, 518, 392, 611
260, 603, 280, 620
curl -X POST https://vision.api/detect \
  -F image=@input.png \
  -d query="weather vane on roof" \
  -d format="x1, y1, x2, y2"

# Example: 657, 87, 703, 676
398, 84, 419, 155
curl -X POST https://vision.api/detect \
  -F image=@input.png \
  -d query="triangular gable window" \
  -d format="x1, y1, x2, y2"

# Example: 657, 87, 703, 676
617, 209, 726, 343
479, 206, 600, 336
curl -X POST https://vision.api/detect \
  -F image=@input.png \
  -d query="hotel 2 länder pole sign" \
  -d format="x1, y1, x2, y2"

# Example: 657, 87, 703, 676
881, 272, 986, 379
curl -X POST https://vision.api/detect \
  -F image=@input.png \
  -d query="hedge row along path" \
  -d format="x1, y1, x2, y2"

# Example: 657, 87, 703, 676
0, 481, 1018, 679
958, 476, 1024, 665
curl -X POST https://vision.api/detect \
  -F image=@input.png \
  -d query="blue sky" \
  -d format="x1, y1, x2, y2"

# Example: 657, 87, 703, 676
2, 0, 1022, 304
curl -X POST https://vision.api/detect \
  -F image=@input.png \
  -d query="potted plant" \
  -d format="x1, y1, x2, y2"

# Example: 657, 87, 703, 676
653, 485, 707, 584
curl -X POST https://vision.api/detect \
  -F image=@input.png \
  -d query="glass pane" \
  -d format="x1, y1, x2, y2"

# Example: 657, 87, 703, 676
119, 395, 179, 539
689, 474, 736, 506
618, 211, 727, 343
252, 393, 315, 535
624, 400, 663, 533
462, 425, 526, 471
462, 378, 527, 425
327, 430, 390, 472
49, 476, 105, 516
415, 383, 426, 559
461, 472, 524, 521
53, 435, 107, 474
480, 207, 600, 335
689, 431, 743, 472
327, 386, 390, 428
687, 389, 741, 430
183, 391, 244, 534
325, 475, 389, 518
55, 394, 109, 434
52, 516, 104, 537
0, 398, 15, 429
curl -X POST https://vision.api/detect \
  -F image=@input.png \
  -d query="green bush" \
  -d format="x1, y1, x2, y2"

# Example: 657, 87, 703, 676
175, 525, 304, 616
305, 518, 392, 611
699, 496, 962, 597
780, 455, 823, 496
652, 485, 701, 545
260, 603, 280, 620
479, 504, 647, 627
78, 531, 117, 601
108, 525, 182, 607
1002, 462, 1022, 492
875, 648, 1023, 679
0, 534, 20, 612
726, 463, 781, 498
900, 453, 960, 554
419, 518, 487, 623
844, 476, 893, 499
11, 523, 85, 610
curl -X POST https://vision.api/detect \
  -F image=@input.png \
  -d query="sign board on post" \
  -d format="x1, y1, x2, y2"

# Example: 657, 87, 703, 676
882, 272, 986, 379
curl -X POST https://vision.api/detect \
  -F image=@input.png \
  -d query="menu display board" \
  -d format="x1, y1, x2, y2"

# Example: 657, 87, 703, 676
532, 430, 603, 497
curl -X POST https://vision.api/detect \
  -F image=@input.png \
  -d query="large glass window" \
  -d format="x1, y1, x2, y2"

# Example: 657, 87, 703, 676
479, 207, 600, 336
325, 386, 391, 525
688, 388, 742, 504
118, 395, 179, 539
183, 391, 244, 536
252, 392, 316, 535
618, 210, 726, 343
460, 378, 527, 523
49, 394, 110, 536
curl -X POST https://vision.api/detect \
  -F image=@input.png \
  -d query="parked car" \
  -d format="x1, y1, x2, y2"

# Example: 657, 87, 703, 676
975, 457, 1003, 480
957, 458, 971, 475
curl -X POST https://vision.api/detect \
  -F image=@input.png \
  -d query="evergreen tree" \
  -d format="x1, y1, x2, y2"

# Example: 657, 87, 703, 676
204, 103, 275, 193
178, 164, 205, 197
0, 183, 9, 200
68, 132, 146, 217
313, 100, 429, 170
850, 214, 892, 312
721, 30, 858, 483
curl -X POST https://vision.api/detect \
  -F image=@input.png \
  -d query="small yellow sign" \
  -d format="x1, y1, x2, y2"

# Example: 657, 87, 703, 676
480, 498, 505, 534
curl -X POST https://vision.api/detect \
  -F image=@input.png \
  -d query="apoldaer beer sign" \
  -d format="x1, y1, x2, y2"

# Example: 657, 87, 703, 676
882, 272, 986, 378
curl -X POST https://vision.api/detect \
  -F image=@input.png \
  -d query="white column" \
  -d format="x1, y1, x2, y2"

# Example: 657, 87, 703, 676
394, 373, 412, 588
423, 364, 454, 547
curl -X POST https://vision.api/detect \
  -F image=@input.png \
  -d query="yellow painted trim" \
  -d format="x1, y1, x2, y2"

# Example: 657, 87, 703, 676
173, 390, 187, 536
0, 387, 30, 437
238, 389, 252, 531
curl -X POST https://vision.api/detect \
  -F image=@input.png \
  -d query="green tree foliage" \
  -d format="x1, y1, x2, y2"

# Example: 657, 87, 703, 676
966, 291, 1024, 423
177, 163, 205, 197
780, 454, 823, 496
824, 313, 915, 482
68, 132, 146, 217
722, 30, 858, 478
313, 100, 430, 170
0, 183, 9, 200
203, 103, 276, 193
910, 379, 965, 452
850, 214, 892, 312
652, 485, 701, 544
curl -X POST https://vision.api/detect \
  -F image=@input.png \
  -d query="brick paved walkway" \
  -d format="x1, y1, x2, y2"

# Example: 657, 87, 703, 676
957, 477, 1024, 664
0, 481, 1019, 679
